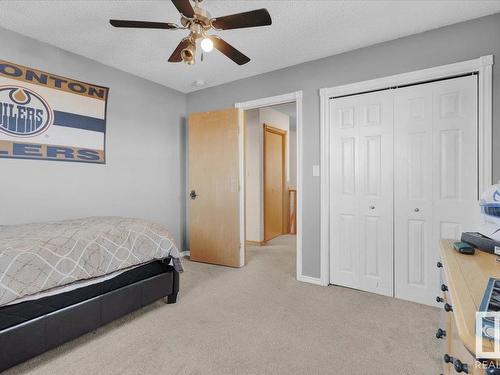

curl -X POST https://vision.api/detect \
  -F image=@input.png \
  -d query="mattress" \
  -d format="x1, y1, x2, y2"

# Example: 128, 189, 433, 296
5, 262, 139, 306
0, 217, 182, 306
0, 260, 173, 331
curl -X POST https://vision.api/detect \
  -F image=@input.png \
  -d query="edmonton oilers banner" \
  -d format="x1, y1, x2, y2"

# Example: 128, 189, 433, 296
0, 60, 108, 163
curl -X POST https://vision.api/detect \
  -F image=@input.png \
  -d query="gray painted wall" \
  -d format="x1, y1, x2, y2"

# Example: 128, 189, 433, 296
2, 13, 499, 279
187, 13, 500, 278
0, 27, 187, 251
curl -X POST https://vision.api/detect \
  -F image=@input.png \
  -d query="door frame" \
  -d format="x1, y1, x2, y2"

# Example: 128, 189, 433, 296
319, 55, 494, 286
263, 124, 287, 241
235, 91, 308, 283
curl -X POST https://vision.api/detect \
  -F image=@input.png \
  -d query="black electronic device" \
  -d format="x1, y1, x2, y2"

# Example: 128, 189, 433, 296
461, 232, 500, 255
453, 241, 475, 255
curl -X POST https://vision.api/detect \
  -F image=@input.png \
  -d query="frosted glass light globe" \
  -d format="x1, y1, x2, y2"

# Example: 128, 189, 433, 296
201, 38, 214, 53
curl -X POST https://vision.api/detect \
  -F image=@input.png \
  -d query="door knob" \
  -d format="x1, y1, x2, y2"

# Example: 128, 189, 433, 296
414, 208, 420, 212
190, 190, 198, 200
369, 205, 375, 210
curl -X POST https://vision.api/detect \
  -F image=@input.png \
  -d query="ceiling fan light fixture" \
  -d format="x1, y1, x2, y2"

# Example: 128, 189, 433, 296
110, 0, 272, 66
200, 37, 213, 53
181, 40, 196, 65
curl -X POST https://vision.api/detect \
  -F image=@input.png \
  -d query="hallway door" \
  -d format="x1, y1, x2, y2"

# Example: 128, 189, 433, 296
264, 125, 287, 241
188, 108, 244, 267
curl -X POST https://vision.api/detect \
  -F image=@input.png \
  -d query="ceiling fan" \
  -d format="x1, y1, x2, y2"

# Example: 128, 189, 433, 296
110, 0, 272, 66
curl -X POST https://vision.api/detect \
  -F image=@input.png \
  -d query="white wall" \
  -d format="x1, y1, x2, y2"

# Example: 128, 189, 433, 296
289, 116, 297, 189
0, 27, 187, 250
245, 107, 290, 242
245, 109, 262, 242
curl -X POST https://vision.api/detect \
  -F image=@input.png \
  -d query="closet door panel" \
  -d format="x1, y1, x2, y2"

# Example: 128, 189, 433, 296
357, 91, 394, 297
330, 97, 360, 289
432, 75, 479, 241
394, 84, 434, 305
395, 75, 479, 306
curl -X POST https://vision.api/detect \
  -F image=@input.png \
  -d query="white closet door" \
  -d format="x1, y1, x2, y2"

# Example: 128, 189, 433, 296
394, 75, 479, 305
330, 90, 394, 297
330, 94, 360, 290
394, 83, 435, 305
432, 76, 479, 241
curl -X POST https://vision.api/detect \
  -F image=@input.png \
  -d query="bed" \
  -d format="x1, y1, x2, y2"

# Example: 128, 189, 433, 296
0, 217, 182, 371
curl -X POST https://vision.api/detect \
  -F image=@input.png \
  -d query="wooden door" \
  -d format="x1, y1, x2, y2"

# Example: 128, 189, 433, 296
264, 125, 286, 241
329, 89, 394, 297
188, 108, 244, 267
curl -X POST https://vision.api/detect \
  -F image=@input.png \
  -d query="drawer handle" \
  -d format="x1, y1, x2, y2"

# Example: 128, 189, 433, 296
444, 303, 453, 312
436, 296, 444, 303
441, 284, 448, 292
436, 328, 446, 339
453, 359, 469, 373
437, 261, 443, 268
444, 354, 454, 363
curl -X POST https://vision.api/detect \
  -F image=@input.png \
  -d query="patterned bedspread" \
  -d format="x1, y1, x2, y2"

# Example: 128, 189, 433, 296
0, 217, 182, 306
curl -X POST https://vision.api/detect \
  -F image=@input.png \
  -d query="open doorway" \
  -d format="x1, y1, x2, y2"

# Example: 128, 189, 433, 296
236, 91, 303, 281
242, 101, 298, 270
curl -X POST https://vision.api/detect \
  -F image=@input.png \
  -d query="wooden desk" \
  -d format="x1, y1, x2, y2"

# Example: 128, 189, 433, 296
439, 239, 500, 374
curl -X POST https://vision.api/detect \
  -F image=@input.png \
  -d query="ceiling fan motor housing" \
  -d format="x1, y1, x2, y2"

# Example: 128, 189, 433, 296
181, 6, 211, 32
180, 5, 212, 65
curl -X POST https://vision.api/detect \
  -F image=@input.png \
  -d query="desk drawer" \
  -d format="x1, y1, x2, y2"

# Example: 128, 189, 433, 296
449, 314, 481, 374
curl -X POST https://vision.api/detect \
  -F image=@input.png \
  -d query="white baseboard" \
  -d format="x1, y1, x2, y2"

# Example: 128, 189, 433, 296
297, 274, 326, 286
180, 250, 190, 258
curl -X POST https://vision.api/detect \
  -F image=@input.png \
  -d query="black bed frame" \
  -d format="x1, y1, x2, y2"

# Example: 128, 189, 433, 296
0, 260, 179, 372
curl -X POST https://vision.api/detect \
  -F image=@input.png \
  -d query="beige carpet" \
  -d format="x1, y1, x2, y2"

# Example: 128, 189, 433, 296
6, 235, 441, 375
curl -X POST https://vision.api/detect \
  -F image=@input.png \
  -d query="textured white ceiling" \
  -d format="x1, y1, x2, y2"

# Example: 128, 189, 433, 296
1, 1, 499, 93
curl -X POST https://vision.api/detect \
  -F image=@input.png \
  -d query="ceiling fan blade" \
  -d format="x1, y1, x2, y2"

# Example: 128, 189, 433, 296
209, 36, 250, 65
211, 8, 271, 30
168, 38, 191, 62
171, 0, 195, 18
110, 20, 179, 29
